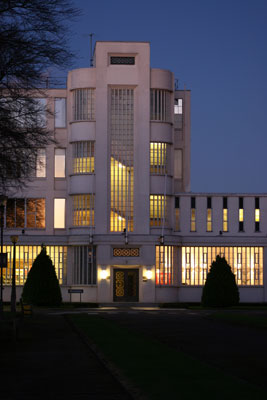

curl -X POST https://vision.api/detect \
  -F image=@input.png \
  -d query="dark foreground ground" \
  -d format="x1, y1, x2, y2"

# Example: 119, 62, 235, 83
1, 307, 267, 399
98, 308, 267, 391
0, 313, 132, 400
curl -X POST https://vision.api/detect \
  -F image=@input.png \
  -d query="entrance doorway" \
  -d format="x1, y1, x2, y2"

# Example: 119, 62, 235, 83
113, 268, 139, 302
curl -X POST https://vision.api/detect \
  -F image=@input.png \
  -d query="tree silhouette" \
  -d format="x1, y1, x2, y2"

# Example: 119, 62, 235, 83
22, 247, 62, 306
0, 0, 80, 191
202, 255, 239, 307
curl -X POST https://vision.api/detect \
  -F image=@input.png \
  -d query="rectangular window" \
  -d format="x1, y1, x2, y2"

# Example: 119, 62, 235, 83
182, 246, 263, 286
54, 198, 65, 229
239, 197, 244, 231
73, 141, 95, 174
174, 98, 182, 114
73, 88, 94, 121
5, 198, 45, 228
73, 246, 96, 285
174, 149, 182, 179
174, 197, 180, 231
55, 98, 66, 128
36, 149, 46, 178
73, 195, 94, 226
110, 88, 134, 232
54, 148, 66, 178
1, 245, 67, 285
110, 56, 135, 65
223, 197, 228, 232
156, 246, 178, 286
255, 197, 260, 232
150, 89, 170, 121
190, 197, 196, 232
206, 197, 212, 232
150, 143, 167, 174
150, 195, 169, 227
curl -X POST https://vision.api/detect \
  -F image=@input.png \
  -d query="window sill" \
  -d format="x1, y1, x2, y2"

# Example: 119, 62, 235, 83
70, 120, 95, 124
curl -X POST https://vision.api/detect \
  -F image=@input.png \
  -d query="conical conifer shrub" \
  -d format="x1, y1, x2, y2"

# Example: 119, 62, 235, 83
201, 255, 239, 307
22, 246, 62, 306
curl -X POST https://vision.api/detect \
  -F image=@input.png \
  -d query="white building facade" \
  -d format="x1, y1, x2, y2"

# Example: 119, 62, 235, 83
2, 42, 267, 303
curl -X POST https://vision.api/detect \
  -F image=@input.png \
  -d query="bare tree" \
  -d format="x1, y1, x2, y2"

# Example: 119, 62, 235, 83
0, 0, 80, 192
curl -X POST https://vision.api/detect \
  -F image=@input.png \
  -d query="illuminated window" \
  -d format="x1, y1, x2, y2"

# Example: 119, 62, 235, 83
156, 246, 178, 286
2, 245, 67, 285
73, 195, 94, 226
54, 148, 65, 178
73, 246, 96, 284
150, 143, 167, 174
174, 98, 182, 114
55, 98, 66, 128
36, 149, 46, 178
54, 198, 65, 229
190, 197, 196, 232
5, 198, 45, 228
174, 197, 180, 231
255, 197, 260, 232
150, 195, 168, 227
182, 246, 263, 286
223, 197, 228, 232
110, 88, 134, 232
239, 197, 244, 232
73, 88, 94, 121
73, 141, 95, 174
150, 89, 170, 121
207, 197, 212, 232
174, 149, 182, 179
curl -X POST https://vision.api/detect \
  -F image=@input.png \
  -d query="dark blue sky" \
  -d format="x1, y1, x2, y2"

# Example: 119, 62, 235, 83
67, 0, 267, 193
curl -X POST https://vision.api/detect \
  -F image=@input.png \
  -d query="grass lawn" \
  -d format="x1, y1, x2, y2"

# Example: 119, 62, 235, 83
210, 312, 267, 329
69, 314, 267, 400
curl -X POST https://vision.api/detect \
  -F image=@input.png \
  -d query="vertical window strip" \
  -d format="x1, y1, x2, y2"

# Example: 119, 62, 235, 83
73, 246, 96, 285
73, 195, 95, 226
150, 143, 167, 174
150, 195, 168, 227
150, 89, 169, 121
73, 89, 95, 121
181, 246, 263, 286
110, 88, 134, 232
156, 246, 177, 286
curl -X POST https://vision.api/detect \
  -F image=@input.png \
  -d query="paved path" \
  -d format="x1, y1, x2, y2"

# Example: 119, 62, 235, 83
0, 314, 132, 400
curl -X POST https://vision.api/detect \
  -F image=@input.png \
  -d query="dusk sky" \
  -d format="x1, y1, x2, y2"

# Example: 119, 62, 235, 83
66, 0, 267, 194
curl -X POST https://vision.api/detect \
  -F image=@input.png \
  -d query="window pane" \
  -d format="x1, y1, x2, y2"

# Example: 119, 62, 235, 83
55, 98, 66, 128
54, 199, 65, 228
36, 149, 46, 178
16, 199, 25, 228
55, 148, 65, 178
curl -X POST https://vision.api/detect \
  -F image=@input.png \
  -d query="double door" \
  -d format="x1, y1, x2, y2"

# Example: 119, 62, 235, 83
113, 268, 139, 302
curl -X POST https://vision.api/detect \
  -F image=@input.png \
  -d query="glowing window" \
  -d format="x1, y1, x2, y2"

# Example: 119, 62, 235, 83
150, 143, 167, 174
182, 246, 263, 286
156, 246, 178, 286
73, 141, 94, 174
150, 195, 168, 227
1, 245, 67, 285
73, 195, 94, 226
190, 197, 196, 232
54, 149, 65, 178
54, 198, 65, 229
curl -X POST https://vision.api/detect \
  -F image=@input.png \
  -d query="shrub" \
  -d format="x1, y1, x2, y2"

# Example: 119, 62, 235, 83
22, 246, 62, 306
201, 255, 239, 307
